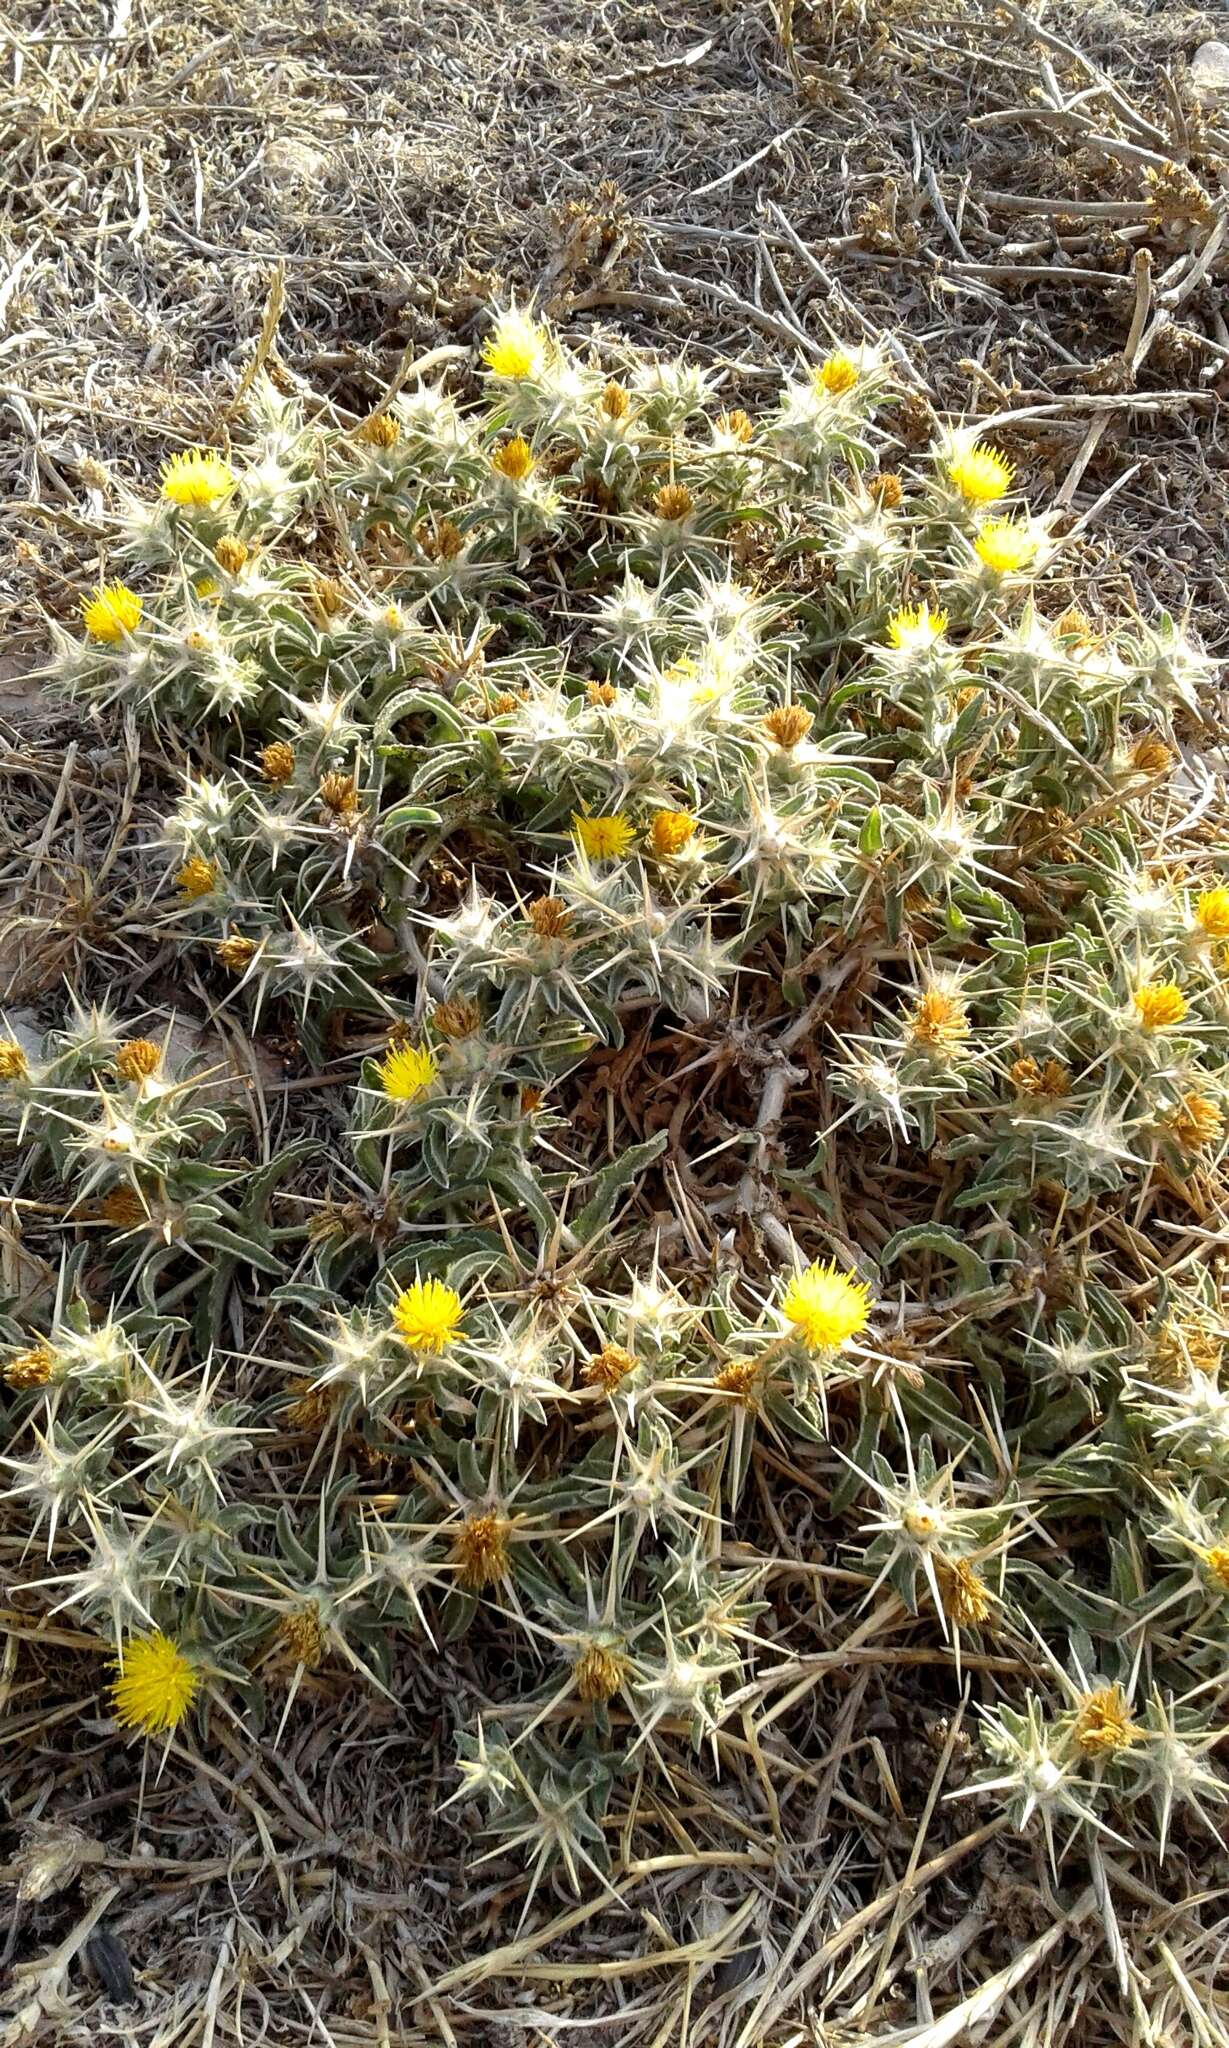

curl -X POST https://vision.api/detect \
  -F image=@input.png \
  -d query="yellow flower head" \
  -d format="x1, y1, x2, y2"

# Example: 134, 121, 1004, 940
216, 934, 257, 973
114, 1038, 162, 1083
110, 1632, 199, 1736
1201, 1544, 1229, 1594
1072, 1684, 1142, 1757
0, 1039, 29, 1081
906, 986, 969, 1052
83, 582, 142, 643
483, 305, 548, 380
492, 435, 535, 483
974, 517, 1039, 576
572, 812, 635, 860
175, 856, 218, 900
160, 448, 235, 509
1194, 887, 1229, 940
1132, 981, 1187, 1031
886, 601, 948, 652
377, 1041, 438, 1103
649, 810, 697, 858
391, 1276, 463, 1352
4, 1343, 57, 1391
948, 442, 1014, 505
815, 351, 859, 396
781, 1259, 871, 1352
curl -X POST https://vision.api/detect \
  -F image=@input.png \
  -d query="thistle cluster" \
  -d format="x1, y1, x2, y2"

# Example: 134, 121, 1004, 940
7, 305, 1225, 1911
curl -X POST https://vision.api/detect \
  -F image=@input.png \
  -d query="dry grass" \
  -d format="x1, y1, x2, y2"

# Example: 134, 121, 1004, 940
3, 1, 1229, 2043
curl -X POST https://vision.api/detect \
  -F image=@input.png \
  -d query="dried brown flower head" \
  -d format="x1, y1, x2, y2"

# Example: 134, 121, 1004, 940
527, 895, 571, 939
573, 1643, 627, 1702
936, 1556, 991, 1628
453, 1512, 511, 1590
320, 772, 359, 816
279, 1605, 326, 1668
714, 1358, 762, 1404
213, 533, 249, 574
715, 408, 754, 444
431, 996, 481, 1039
600, 381, 630, 420
582, 1343, 635, 1391
259, 741, 296, 785
1167, 1092, 1224, 1153
764, 705, 814, 750
419, 518, 463, 562
867, 470, 904, 508
653, 482, 694, 523
285, 1378, 340, 1433
1130, 734, 1174, 779
1010, 1056, 1071, 1099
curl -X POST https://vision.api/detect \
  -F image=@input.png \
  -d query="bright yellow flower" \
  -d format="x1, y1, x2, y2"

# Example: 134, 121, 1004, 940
649, 810, 697, 857
82, 582, 142, 642
885, 601, 948, 651
948, 442, 1014, 505
482, 306, 547, 380
1072, 1684, 1142, 1756
160, 447, 235, 509
572, 812, 635, 860
492, 435, 535, 482
175, 856, 218, 900
110, 1633, 199, 1735
815, 351, 859, 396
781, 1260, 871, 1352
1132, 982, 1187, 1030
906, 987, 969, 1051
0, 1040, 29, 1081
391, 1276, 463, 1352
974, 517, 1039, 575
1202, 1545, 1229, 1593
1194, 888, 1229, 940
377, 1041, 438, 1102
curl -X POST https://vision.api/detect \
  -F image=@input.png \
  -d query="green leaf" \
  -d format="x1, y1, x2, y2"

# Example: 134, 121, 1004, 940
859, 806, 883, 856
567, 1131, 669, 1246
879, 1222, 992, 1295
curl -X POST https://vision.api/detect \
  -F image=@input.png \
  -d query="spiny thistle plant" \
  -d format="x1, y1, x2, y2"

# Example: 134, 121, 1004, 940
5, 304, 1228, 2014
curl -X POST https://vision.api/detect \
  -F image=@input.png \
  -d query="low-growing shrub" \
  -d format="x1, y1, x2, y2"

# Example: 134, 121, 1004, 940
5, 307, 1227, 1931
